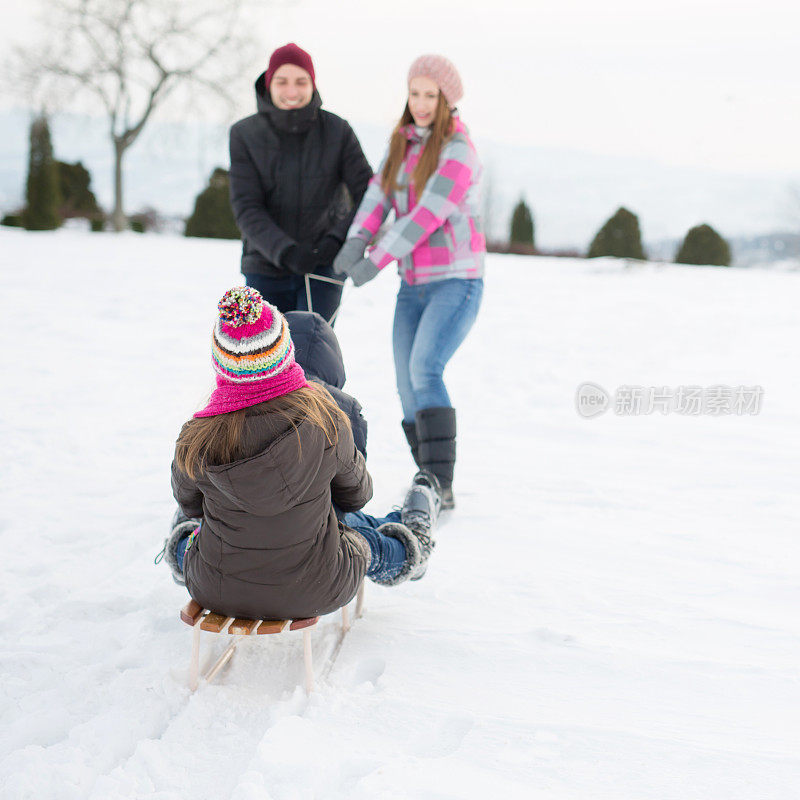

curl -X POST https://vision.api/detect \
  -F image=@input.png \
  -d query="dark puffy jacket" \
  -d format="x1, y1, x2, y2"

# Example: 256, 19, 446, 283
172, 412, 372, 620
285, 311, 367, 458
229, 73, 373, 277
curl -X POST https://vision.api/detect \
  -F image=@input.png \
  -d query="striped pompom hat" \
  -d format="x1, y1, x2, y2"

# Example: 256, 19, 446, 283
194, 287, 308, 418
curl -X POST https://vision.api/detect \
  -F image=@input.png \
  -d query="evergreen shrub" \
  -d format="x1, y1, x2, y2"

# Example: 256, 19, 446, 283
22, 115, 61, 231
675, 223, 731, 266
587, 207, 646, 260
185, 168, 240, 239
509, 198, 535, 248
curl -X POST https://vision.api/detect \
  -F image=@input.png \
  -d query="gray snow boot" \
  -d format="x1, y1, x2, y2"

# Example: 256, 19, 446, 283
416, 406, 457, 510
401, 470, 441, 581
371, 522, 423, 586
154, 509, 200, 587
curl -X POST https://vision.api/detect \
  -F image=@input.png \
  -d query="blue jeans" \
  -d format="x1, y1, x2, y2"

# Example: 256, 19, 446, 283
392, 278, 483, 421
341, 510, 406, 583
176, 534, 190, 572
245, 265, 343, 325
175, 512, 406, 583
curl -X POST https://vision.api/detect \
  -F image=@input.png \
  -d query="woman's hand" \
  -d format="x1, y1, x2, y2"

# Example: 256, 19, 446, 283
343, 257, 380, 287
333, 237, 367, 275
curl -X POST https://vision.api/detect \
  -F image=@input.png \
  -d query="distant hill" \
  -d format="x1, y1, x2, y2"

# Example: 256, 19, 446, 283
648, 232, 800, 268
1, 109, 797, 254
728, 232, 800, 267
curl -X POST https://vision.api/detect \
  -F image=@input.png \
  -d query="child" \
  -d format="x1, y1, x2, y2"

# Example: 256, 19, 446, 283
159, 287, 440, 621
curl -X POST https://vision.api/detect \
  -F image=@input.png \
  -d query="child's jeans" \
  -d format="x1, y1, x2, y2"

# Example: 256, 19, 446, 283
340, 510, 406, 583
176, 534, 191, 573
175, 511, 406, 584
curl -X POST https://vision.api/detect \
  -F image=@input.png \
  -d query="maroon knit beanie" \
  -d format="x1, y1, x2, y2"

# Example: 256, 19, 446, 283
265, 43, 316, 89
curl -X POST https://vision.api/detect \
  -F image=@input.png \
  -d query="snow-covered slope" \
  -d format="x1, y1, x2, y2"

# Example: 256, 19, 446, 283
1, 229, 798, 799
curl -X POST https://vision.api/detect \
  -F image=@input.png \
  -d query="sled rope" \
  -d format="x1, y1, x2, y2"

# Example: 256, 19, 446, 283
304, 273, 346, 326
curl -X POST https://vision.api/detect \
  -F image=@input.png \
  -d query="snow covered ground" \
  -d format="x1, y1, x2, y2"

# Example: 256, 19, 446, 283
1, 228, 798, 799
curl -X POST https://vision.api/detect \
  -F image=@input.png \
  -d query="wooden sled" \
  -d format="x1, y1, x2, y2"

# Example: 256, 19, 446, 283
179, 581, 365, 693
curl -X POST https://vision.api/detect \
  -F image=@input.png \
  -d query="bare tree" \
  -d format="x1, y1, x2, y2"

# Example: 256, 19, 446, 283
11, 0, 257, 231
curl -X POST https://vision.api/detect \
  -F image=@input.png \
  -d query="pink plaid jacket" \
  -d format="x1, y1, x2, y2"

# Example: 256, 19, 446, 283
347, 118, 485, 285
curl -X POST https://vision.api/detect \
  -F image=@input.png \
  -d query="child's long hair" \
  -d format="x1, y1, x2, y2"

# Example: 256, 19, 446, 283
174, 382, 351, 480
381, 93, 454, 197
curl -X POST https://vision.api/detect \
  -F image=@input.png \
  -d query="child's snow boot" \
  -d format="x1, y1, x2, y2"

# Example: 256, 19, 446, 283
401, 470, 441, 581
372, 522, 422, 586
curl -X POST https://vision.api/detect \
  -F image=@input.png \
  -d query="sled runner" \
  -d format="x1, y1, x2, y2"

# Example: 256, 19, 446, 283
179, 580, 365, 692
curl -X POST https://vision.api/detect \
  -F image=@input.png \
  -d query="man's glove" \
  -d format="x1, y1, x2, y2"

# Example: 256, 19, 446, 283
344, 256, 380, 287
333, 238, 368, 275
282, 244, 318, 275
315, 236, 341, 266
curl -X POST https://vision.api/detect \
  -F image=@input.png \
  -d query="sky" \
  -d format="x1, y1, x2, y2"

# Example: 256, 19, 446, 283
272, 0, 800, 175
1, 0, 799, 176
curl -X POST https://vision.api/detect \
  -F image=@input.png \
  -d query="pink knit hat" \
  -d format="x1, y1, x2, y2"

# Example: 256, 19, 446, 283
194, 287, 309, 418
407, 54, 463, 109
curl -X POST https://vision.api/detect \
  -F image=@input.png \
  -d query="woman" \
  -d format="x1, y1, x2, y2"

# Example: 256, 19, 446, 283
229, 43, 373, 323
334, 54, 485, 508
158, 287, 441, 619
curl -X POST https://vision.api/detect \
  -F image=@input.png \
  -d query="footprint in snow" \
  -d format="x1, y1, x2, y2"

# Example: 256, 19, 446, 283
407, 712, 475, 758
530, 627, 576, 646
347, 657, 386, 687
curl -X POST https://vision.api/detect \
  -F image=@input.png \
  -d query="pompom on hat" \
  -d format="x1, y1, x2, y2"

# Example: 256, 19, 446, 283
265, 42, 316, 89
407, 54, 463, 109
194, 287, 309, 418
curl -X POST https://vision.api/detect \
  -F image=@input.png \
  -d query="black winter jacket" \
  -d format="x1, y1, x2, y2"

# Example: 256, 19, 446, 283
285, 311, 367, 458
229, 73, 373, 277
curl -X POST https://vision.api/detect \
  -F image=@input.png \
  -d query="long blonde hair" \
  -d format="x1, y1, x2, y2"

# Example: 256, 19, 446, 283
381, 93, 454, 198
174, 382, 350, 480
